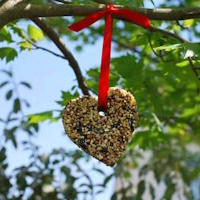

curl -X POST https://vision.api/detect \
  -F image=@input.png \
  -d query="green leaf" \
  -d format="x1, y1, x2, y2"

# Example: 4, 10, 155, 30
28, 25, 44, 42
111, 192, 117, 200
180, 106, 200, 118
152, 113, 163, 132
163, 176, 176, 199
123, 171, 131, 179
176, 60, 189, 67
1, 69, 12, 77
0, 81, 9, 89
20, 81, 32, 89
130, 130, 169, 150
61, 166, 71, 176
183, 43, 200, 57
57, 91, 79, 106
75, 45, 83, 52
13, 98, 21, 113
9, 23, 26, 38
148, 0, 155, 7
4, 127, 18, 148
112, 56, 137, 79
112, 55, 142, 88
150, 184, 155, 199
28, 111, 53, 123
0, 26, 12, 42
6, 90, 13, 100
136, 180, 145, 198
19, 41, 32, 51
0, 47, 18, 63
23, 99, 31, 108
183, 19, 194, 28
154, 44, 182, 51
155, 43, 200, 57
93, 168, 105, 176
0, 147, 6, 163
85, 68, 100, 93
103, 174, 113, 187
31, 123, 39, 132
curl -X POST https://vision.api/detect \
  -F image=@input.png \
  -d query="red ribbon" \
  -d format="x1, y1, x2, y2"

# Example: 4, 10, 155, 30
69, 5, 151, 111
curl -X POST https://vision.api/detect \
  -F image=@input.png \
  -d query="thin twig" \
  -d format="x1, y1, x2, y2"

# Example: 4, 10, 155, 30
52, 0, 72, 4
90, 0, 110, 4
147, 33, 163, 59
32, 17, 90, 95
188, 57, 200, 79
150, 26, 187, 43
176, 20, 189, 29
88, 88, 97, 96
27, 39, 67, 60
147, 32, 174, 62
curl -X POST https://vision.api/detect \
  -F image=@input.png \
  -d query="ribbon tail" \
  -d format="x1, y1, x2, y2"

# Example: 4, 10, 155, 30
68, 10, 107, 32
98, 13, 113, 111
112, 8, 151, 29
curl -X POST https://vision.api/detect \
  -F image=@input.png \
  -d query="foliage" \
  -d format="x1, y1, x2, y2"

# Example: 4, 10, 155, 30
1, 0, 200, 199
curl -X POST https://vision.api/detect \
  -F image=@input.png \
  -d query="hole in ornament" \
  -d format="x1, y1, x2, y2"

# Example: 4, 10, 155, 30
98, 111, 107, 116
98, 105, 107, 116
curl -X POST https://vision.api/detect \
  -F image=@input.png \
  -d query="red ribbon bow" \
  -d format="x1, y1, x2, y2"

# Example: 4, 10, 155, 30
69, 4, 151, 111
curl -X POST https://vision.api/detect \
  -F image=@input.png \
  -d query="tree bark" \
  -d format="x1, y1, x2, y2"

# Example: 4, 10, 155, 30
1, 1, 200, 28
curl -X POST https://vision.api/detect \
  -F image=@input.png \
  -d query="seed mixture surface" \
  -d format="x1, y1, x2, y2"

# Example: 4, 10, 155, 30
62, 87, 138, 166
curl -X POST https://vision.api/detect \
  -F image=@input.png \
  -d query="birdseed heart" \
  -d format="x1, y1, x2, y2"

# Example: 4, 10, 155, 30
62, 87, 138, 166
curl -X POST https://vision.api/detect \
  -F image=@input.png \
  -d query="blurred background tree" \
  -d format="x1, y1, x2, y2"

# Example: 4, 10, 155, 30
0, 0, 200, 199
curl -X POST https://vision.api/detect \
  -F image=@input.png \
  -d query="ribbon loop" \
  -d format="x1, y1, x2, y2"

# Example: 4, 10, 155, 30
68, 5, 151, 111
68, 10, 107, 32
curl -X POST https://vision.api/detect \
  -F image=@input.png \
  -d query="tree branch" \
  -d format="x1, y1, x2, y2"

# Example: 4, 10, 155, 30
1, 1, 200, 28
90, 0, 110, 4
31, 18, 90, 95
150, 26, 187, 43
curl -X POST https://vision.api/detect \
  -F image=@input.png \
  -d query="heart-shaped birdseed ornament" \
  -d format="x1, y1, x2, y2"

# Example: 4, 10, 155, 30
62, 87, 138, 166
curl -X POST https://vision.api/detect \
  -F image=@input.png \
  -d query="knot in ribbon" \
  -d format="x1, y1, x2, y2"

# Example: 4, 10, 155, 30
69, 4, 151, 111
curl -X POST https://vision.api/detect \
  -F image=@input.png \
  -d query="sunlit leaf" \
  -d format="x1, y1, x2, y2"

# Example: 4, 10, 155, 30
28, 25, 44, 42
183, 19, 194, 28
28, 111, 53, 123
155, 44, 182, 51
19, 41, 32, 51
